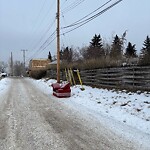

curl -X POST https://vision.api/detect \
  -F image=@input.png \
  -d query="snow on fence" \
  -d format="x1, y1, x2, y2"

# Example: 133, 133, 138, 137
47, 66, 150, 91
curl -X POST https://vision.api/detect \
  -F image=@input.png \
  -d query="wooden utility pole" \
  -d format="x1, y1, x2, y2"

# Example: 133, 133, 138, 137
10, 52, 13, 76
21, 49, 27, 75
21, 50, 27, 68
57, 0, 60, 83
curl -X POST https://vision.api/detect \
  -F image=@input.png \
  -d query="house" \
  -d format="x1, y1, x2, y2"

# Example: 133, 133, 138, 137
28, 59, 51, 79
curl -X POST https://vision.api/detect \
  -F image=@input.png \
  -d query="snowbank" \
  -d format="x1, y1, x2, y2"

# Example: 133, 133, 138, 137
31, 78, 150, 135
0, 78, 11, 99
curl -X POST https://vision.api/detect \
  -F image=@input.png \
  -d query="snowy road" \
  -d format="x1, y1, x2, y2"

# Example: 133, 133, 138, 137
0, 78, 146, 149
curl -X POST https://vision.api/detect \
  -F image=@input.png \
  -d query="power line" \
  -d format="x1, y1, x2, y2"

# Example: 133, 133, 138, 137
62, 0, 112, 29
27, 0, 107, 59
62, 0, 86, 14
27, 0, 57, 61
61, 15, 72, 47
27, 0, 56, 51
29, 36, 56, 61
26, 16, 56, 61
27, 0, 49, 48
26, 31, 56, 62
30, 18, 56, 52
61, 0, 68, 8
61, 0, 123, 35
26, 0, 123, 62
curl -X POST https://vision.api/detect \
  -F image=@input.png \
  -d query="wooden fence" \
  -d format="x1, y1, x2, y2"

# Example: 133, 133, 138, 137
47, 66, 150, 91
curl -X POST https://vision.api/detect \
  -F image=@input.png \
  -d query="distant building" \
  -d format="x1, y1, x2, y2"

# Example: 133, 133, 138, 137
28, 59, 51, 79
48, 60, 59, 68
29, 59, 50, 70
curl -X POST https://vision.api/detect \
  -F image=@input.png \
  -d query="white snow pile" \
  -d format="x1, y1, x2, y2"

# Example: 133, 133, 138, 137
0, 78, 11, 97
32, 78, 150, 136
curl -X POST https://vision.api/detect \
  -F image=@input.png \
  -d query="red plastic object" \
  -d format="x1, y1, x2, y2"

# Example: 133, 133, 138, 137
51, 82, 71, 98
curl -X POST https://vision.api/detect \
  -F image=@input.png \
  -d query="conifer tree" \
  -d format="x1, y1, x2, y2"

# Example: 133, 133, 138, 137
110, 35, 123, 60
125, 42, 137, 58
48, 51, 52, 61
85, 34, 105, 59
139, 35, 150, 65
90, 34, 103, 48
61, 47, 73, 63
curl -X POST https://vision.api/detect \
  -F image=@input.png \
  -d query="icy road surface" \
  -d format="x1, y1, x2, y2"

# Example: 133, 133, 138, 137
0, 78, 148, 150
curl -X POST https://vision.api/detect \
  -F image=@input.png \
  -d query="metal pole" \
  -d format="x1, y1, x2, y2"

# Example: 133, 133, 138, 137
57, 0, 60, 83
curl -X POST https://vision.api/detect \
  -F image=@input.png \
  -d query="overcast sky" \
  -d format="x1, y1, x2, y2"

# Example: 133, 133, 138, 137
0, 0, 150, 63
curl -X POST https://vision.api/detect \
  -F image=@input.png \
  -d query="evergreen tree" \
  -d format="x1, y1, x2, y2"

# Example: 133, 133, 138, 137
85, 34, 105, 59
61, 47, 73, 63
110, 35, 123, 60
139, 36, 150, 65
60, 49, 63, 60
90, 34, 103, 48
125, 42, 137, 58
48, 51, 52, 61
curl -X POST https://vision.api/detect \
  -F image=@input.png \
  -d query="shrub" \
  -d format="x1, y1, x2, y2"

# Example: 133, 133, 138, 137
29, 70, 46, 79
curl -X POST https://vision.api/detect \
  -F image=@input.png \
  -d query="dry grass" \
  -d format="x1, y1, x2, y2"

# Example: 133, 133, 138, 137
47, 58, 123, 70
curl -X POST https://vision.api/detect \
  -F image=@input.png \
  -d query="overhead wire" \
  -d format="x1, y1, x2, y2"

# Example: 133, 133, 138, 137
30, 18, 56, 52
26, 30, 57, 61
62, 0, 112, 29
26, 19, 56, 61
29, 0, 73, 60
27, 0, 49, 49
26, 0, 56, 61
29, 36, 57, 60
29, 7, 55, 50
61, 0, 123, 35
61, 0, 68, 9
34, 0, 122, 58
27, 0, 123, 62
60, 9, 72, 48
60, 0, 86, 48
62, 0, 86, 14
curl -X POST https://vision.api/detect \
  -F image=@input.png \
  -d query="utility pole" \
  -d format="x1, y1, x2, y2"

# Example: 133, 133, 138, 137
57, 0, 60, 83
10, 52, 13, 76
21, 49, 27, 75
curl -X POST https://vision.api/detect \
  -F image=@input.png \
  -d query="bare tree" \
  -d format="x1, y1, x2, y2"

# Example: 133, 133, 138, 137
13, 61, 24, 76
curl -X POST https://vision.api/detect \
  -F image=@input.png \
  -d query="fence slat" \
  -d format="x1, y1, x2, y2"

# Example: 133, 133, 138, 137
47, 66, 150, 91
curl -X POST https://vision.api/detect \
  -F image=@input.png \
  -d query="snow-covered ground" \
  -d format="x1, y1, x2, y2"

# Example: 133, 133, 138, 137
0, 77, 150, 148
0, 78, 11, 101
30, 78, 150, 133
31, 78, 150, 148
